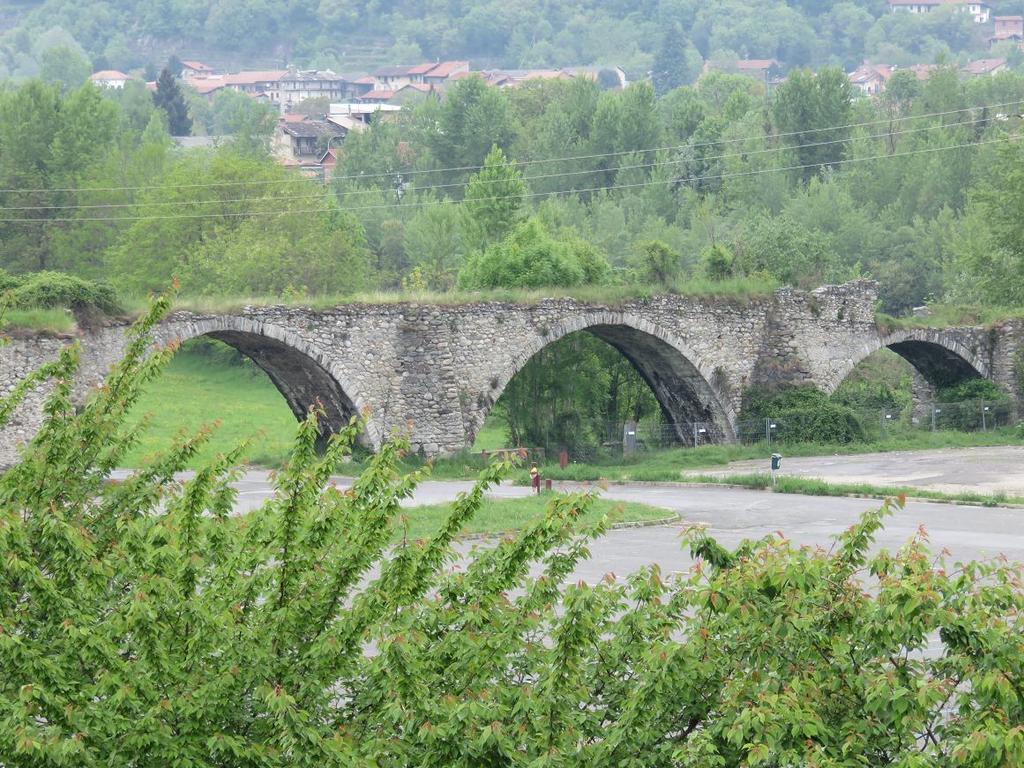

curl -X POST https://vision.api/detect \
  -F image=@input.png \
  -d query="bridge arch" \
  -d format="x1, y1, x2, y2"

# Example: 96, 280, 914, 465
480, 311, 737, 444
827, 327, 991, 396
156, 315, 381, 449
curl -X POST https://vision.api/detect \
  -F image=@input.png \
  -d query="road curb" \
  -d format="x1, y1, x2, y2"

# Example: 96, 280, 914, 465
454, 512, 682, 542
592, 478, 1024, 510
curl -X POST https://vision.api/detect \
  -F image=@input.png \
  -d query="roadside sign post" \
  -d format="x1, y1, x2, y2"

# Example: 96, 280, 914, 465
623, 422, 637, 456
770, 453, 782, 487
692, 424, 707, 448
982, 403, 990, 432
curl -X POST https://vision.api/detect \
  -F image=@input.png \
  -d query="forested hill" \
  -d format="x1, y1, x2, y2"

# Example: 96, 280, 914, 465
4, 0, 1024, 81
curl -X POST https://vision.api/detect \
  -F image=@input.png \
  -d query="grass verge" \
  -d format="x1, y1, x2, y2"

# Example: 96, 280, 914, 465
1, 307, 76, 334
680, 472, 1022, 507
444, 429, 1024, 485
398, 494, 673, 541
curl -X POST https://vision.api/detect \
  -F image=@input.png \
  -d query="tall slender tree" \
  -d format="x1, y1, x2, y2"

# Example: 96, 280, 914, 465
153, 67, 192, 136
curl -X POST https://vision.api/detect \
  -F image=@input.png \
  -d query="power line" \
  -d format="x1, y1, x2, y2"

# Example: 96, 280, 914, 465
0, 98, 1019, 196
1, 133, 1016, 224
0, 112, 1008, 213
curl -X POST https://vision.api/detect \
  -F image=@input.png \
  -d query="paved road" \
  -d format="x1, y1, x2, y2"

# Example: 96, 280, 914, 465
215, 469, 1023, 583
114, 446, 1024, 582
691, 445, 1024, 496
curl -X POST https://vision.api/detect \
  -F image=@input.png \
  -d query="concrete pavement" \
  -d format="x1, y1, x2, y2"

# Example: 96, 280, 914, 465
113, 445, 1024, 583
689, 445, 1024, 496
211, 469, 1023, 583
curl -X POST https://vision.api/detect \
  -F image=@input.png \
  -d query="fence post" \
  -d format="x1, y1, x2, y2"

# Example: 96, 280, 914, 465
981, 401, 988, 432
765, 418, 770, 446
931, 403, 936, 432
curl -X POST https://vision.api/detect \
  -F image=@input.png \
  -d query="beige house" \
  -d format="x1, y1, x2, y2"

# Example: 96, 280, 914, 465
89, 70, 131, 88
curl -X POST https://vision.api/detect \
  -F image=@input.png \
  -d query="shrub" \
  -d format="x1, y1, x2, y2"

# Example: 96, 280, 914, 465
2, 299, 1024, 765
457, 218, 610, 290
938, 377, 1010, 403
3, 270, 120, 314
744, 385, 866, 443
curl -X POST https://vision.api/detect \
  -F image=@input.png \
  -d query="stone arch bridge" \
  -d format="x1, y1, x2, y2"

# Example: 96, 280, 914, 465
0, 280, 1021, 462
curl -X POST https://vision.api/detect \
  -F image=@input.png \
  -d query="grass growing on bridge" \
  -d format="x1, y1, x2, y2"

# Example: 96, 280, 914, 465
113, 275, 782, 318
876, 304, 1024, 331
1, 308, 76, 334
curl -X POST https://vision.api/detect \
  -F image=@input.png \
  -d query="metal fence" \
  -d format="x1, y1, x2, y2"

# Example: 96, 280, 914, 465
516, 398, 1019, 460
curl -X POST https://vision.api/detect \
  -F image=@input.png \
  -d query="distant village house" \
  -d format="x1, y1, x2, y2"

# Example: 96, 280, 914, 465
89, 70, 131, 88
888, 0, 991, 24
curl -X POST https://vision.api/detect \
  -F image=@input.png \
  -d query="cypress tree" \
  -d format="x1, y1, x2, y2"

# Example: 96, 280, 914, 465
153, 67, 192, 136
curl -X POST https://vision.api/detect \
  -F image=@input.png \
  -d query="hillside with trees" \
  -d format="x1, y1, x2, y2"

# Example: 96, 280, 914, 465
4, 0, 1024, 81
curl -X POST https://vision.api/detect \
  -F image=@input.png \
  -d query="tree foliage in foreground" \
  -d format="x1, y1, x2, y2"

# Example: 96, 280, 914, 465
2, 302, 1024, 765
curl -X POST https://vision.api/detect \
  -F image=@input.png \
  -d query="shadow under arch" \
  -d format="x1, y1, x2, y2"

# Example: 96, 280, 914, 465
828, 327, 991, 395
156, 316, 379, 450
483, 312, 737, 444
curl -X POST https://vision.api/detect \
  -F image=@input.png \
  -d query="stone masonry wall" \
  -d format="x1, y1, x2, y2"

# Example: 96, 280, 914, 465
0, 281, 1016, 462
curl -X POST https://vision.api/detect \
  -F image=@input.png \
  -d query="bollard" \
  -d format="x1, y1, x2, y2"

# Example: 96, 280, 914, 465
545, 478, 552, 492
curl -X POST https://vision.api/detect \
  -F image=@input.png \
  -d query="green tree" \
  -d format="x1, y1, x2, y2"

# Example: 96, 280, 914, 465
634, 240, 682, 287
153, 67, 192, 136
701, 242, 735, 281
652, 22, 701, 96
462, 145, 527, 251
38, 44, 91, 91
428, 76, 514, 181
403, 204, 465, 290
106, 147, 371, 296
210, 88, 277, 153
733, 213, 840, 287
457, 218, 610, 291
772, 66, 854, 181
947, 142, 1024, 305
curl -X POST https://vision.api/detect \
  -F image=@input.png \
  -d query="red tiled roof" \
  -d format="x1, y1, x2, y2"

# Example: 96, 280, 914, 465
224, 70, 287, 85
962, 58, 1006, 75
90, 70, 130, 80
188, 79, 227, 94
425, 60, 470, 78
848, 63, 894, 83
361, 89, 396, 100
735, 59, 780, 71
406, 63, 435, 75
402, 83, 433, 92
281, 113, 308, 123
182, 61, 214, 71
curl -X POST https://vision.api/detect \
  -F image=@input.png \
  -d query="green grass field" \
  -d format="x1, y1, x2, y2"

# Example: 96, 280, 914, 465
398, 494, 672, 540
122, 349, 299, 468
